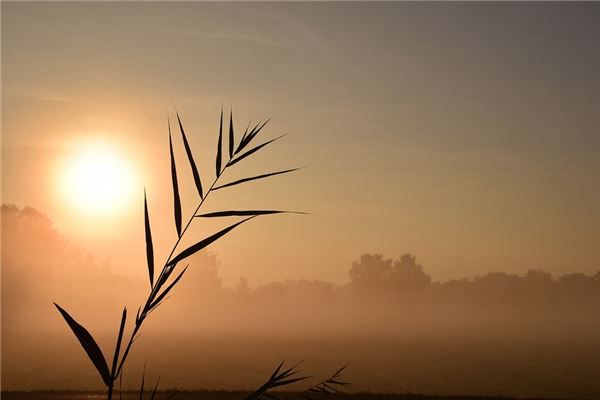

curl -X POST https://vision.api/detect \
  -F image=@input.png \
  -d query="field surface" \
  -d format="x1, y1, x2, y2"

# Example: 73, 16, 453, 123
0, 392, 564, 400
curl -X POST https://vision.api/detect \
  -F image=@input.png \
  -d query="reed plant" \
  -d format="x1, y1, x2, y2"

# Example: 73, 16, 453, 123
53, 107, 306, 399
247, 362, 350, 400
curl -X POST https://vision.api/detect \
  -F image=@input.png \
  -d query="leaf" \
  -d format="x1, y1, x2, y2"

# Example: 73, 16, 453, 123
144, 191, 154, 288
216, 107, 223, 177
269, 360, 285, 381
236, 119, 270, 154
177, 111, 204, 199
196, 210, 304, 218
276, 359, 305, 381
229, 134, 287, 167
236, 121, 260, 154
247, 119, 270, 143
228, 109, 235, 159
150, 264, 175, 303
168, 122, 182, 237
245, 360, 309, 400
170, 217, 255, 266
54, 303, 111, 387
238, 120, 252, 150
271, 376, 310, 388
111, 307, 128, 380
332, 364, 348, 379
149, 265, 188, 310
150, 377, 160, 400
213, 167, 301, 190
139, 365, 145, 400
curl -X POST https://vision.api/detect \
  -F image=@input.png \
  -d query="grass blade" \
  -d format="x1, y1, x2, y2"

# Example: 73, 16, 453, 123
236, 119, 270, 154
54, 303, 111, 387
238, 120, 252, 150
246, 119, 270, 144
139, 365, 145, 400
150, 377, 160, 400
236, 121, 260, 154
245, 360, 309, 400
177, 111, 204, 199
216, 107, 223, 177
301, 364, 351, 400
270, 360, 285, 381
149, 265, 188, 310
214, 168, 301, 190
196, 210, 304, 218
332, 364, 348, 379
168, 122, 182, 237
229, 134, 287, 167
271, 376, 310, 388
111, 307, 127, 380
229, 109, 235, 159
170, 217, 255, 265
144, 191, 154, 288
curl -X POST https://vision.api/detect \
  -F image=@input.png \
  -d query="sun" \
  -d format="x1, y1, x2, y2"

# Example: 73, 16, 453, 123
59, 141, 137, 216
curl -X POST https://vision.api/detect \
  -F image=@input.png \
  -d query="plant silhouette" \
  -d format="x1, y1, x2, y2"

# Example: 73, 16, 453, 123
53, 107, 304, 399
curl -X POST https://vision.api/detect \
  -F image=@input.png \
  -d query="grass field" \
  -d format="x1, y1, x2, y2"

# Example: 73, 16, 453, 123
0, 392, 564, 400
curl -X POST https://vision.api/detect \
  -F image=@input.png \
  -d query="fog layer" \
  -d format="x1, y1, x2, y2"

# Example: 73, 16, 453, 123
2, 205, 599, 398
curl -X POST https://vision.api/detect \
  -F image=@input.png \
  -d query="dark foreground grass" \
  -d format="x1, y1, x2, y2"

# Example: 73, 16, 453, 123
0, 391, 565, 400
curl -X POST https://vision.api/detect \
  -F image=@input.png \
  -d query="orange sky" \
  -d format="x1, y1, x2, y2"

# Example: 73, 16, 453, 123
2, 2, 598, 285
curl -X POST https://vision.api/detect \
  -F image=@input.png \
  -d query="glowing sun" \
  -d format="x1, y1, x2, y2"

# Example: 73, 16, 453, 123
59, 141, 137, 216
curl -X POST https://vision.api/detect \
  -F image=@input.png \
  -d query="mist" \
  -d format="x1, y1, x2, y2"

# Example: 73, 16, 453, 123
2, 205, 599, 398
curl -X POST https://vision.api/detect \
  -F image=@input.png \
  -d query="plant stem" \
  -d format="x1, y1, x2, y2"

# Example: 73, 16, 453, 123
107, 385, 114, 400
110, 159, 233, 395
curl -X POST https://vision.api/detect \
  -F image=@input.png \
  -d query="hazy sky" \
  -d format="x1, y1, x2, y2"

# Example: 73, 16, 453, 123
2, 2, 598, 285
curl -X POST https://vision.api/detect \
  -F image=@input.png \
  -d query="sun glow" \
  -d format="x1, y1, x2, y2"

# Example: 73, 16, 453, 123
59, 141, 137, 216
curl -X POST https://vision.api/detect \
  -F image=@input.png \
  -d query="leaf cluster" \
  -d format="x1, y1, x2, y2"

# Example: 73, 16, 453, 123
54, 107, 302, 398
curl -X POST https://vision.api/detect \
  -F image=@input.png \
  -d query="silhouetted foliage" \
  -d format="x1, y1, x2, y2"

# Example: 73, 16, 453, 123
348, 254, 431, 297
49, 107, 305, 399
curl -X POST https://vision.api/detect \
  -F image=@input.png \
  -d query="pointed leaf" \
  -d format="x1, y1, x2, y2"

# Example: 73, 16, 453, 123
269, 360, 285, 381
168, 122, 182, 237
228, 110, 235, 159
236, 121, 261, 154
54, 303, 111, 387
276, 359, 305, 381
196, 210, 304, 218
229, 134, 287, 167
321, 382, 339, 393
236, 119, 270, 154
216, 107, 223, 177
150, 377, 160, 400
213, 168, 301, 190
271, 376, 310, 388
144, 191, 154, 288
111, 307, 127, 381
170, 217, 255, 266
332, 364, 348, 378
139, 366, 145, 400
246, 119, 270, 143
177, 112, 204, 199
237, 120, 252, 153
149, 266, 188, 310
